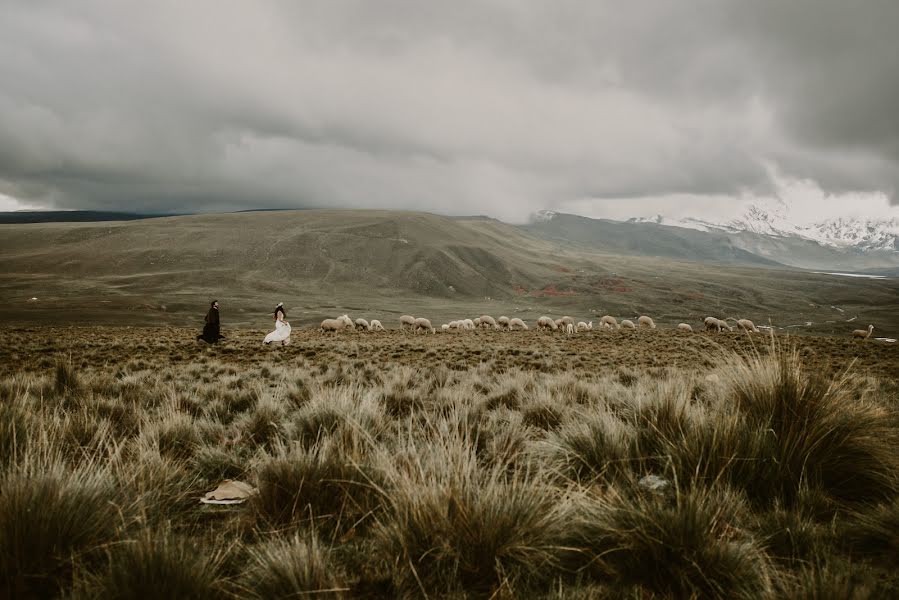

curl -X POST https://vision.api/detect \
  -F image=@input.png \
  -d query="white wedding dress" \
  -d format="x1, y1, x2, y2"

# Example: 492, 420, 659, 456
263, 317, 291, 344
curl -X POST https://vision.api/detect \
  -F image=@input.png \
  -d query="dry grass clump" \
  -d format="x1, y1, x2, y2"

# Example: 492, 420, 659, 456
0, 461, 121, 599
568, 485, 775, 599
238, 534, 348, 599
720, 347, 899, 506
76, 530, 228, 600
546, 409, 632, 483
252, 439, 380, 538
372, 430, 566, 597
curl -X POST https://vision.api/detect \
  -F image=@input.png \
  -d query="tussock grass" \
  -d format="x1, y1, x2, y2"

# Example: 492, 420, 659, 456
0, 461, 122, 599
721, 346, 899, 506
238, 534, 348, 599
77, 529, 227, 599
252, 438, 380, 537
0, 328, 896, 597
569, 485, 776, 599
372, 430, 567, 596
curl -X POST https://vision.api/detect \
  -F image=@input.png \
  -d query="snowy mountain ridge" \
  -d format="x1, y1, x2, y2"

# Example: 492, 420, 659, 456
626, 200, 899, 253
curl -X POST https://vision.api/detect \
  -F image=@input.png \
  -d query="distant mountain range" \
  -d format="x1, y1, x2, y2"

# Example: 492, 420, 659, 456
530, 202, 899, 272
623, 198, 899, 253
4, 205, 898, 272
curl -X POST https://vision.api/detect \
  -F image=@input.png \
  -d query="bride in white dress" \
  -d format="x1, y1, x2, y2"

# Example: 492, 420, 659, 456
263, 303, 291, 345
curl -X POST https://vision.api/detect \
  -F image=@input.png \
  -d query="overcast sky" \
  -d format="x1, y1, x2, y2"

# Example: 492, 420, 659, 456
1, 1, 897, 223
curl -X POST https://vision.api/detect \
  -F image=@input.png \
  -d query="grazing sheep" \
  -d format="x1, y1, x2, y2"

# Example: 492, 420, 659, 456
537, 316, 558, 330
736, 318, 759, 333
473, 317, 482, 328
369, 319, 385, 331
677, 323, 694, 332
576, 321, 593, 332
852, 324, 874, 339
559, 316, 575, 326
441, 324, 450, 331
478, 315, 499, 329
497, 316, 511, 330
320, 314, 353, 333
704, 317, 731, 332
413, 317, 436, 334
399, 315, 416, 330
565, 322, 575, 335
600, 315, 620, 330
620, 320, 636, 330
462, 318, 476, 330
637, 315, 656, 329
509, 317, 528, 330
354, 318, 371, 331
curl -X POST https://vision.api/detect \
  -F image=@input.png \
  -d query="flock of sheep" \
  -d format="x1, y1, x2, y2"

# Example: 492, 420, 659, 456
317, 313, 777, 335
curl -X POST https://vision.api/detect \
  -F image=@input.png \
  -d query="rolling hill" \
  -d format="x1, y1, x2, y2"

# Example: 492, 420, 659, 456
1, 209, 897, 335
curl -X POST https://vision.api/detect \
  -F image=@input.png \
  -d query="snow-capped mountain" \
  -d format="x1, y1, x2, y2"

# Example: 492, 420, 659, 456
628, 200, 899, 253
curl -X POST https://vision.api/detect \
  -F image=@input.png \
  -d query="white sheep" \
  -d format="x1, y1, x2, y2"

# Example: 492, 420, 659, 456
637, 315, 656, 329
576, 321, 593, 332
736, 318, 759, 333
600, 315, 620, 330
441, 324, 450, 331
565, 322, 575, 335
473, 317, 482, 328
370, 319, 385, 332
399, 315, 416, 330
320, 314, 354, 333
479, 315, 499, 329
509, 317, 529, 330
462, 318, 476, 330
413, 317, 436, 334
354, 318, 371, 331
852, 324, 874, 339
537, 316, 558, 330
497, 316, 510, 330
704, 317, 731, 332
677, 323, 694, 333
620, 320, 636, 330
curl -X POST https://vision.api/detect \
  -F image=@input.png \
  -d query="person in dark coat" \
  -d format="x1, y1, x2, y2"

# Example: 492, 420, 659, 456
197, 300, 224, 343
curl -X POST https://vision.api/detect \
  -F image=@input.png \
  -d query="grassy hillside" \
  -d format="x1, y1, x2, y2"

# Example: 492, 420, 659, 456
1, 209, 897, 335
523, 212, 784, 267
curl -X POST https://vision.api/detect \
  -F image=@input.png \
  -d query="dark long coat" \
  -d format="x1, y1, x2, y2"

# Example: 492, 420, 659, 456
198, 307, 223, 343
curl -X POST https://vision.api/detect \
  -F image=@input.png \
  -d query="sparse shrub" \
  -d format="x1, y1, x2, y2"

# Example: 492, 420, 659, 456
239, 534, 347, 599
569, 485, 775, 599
0, 463, 121, 599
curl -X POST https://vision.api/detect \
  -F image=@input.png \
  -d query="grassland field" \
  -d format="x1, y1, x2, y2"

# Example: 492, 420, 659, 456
1, 323, 898, 598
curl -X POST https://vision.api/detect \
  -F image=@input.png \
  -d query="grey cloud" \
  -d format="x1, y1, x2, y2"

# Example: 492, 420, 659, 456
0, 0, 896, 218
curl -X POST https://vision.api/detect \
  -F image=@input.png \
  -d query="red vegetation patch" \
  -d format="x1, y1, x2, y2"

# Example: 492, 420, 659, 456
590, 278, 633, 293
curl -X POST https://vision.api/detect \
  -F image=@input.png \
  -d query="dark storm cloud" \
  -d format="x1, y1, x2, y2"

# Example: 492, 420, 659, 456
0, 0, 897, 219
